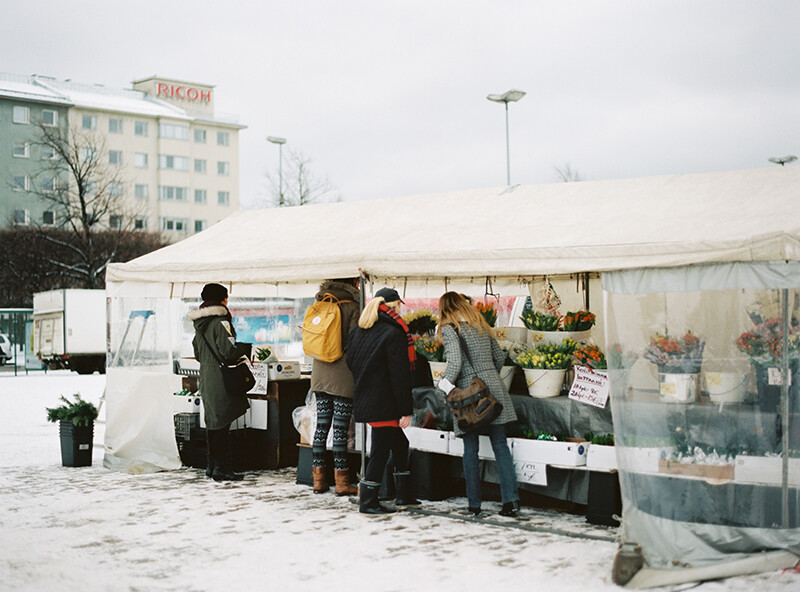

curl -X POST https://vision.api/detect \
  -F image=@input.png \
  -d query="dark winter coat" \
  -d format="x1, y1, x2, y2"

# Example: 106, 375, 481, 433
189, 305, 250, 430
441, 323, 517, 437
309, 281, 361, 399
346, 311, 413, 422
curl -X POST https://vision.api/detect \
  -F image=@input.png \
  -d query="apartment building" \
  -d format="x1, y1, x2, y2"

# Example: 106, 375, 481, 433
0, 73, 245, 238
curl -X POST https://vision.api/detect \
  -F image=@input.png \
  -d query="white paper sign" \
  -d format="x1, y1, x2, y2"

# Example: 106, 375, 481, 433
568, 365, 610, 408
513, 460, 548, 486
247, 361, 268, 395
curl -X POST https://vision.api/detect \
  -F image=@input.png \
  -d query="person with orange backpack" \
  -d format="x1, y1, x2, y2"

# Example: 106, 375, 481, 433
306, 278, 361, 495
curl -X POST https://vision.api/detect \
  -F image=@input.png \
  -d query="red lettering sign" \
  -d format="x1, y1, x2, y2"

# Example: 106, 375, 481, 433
155, 83, 211, 103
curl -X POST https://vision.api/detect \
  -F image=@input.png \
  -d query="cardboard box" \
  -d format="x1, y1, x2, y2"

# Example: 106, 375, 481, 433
403, 426, 450, 454
658, 458, 734, 481
510, 437, 588, 466
268, 361, 301, 380
173, 393, 202, 415
586, 444, 618, 471
734, 455, 800, 486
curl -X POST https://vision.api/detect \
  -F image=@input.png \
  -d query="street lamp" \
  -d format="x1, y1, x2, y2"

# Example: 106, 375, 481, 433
487, 89, 526, 185
267, 136, 287, 204
768, 155, 797, 166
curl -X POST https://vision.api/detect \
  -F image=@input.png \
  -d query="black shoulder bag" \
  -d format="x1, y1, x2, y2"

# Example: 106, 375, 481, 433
445, 328, 503, 434
200, 329, 255, 396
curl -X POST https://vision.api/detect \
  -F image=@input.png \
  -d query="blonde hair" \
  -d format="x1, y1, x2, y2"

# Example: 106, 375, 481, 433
358, 297, 401, 329
437, 291, 491, 335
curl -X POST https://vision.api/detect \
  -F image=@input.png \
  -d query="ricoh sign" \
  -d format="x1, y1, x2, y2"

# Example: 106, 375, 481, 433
156, 83, 212, 103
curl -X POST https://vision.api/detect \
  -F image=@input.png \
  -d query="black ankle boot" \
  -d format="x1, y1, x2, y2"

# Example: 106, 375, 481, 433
499, 500, 520, 517
205, 431, 216, 478
393, 471, 421, 509
359, 480, 396, 515
467, 506, 481, 516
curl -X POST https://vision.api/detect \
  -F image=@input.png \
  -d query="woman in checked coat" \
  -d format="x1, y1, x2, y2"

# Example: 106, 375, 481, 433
437, 291, 520, 517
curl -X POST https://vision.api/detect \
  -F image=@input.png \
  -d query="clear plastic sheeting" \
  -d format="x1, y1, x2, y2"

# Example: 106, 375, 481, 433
603, 262, 800, 570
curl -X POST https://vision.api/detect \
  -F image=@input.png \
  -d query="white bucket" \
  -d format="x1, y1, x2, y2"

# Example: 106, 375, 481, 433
704, 372, 748, 404
523, 368, 567, 398
499, 365, 516, 391
658, 372, 700, 403
429, 361, 447, 387
528, 329, 592, 346
493, 327, 528, 343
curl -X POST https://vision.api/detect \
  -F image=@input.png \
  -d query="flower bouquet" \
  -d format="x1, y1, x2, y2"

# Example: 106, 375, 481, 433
607, 343, 638, 370
515, 345, 571, 398
475, 301, 498, 327
561, 310, 596, 332
520, 309, 560, 331
573, 344, 607, 370
402, 309, 438, 336
643, 332, 705, 374
413, 335, 446, 362
735, 318, 800, 367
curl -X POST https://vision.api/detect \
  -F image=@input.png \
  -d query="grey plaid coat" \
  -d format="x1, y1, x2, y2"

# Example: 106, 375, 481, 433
441, 323, 517, 436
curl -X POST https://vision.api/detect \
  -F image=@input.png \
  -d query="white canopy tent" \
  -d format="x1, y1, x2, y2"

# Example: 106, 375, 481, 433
105, 165, 800, 584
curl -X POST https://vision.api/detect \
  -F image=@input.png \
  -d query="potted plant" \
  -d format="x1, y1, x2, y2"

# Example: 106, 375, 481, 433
735, 318, 800, 412
520, 308, 596, 345
46, 394, 98, 467
414, 335, 447, 386
515, 343, 573, 398
643, 332, 705, 403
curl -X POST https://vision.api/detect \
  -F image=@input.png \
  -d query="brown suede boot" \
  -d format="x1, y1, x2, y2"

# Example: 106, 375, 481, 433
312, 466, 329, 493
334, 469, 357, 496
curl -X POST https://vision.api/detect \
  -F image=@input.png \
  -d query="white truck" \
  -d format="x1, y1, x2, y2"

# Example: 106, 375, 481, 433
32, 289, 107, 374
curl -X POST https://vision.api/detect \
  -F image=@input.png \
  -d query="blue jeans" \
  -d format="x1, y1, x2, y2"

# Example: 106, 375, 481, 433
461, 424, 519, 509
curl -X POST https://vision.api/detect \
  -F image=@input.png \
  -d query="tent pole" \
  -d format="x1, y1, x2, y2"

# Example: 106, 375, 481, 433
358, 270, 368, 493
781, 289, 790, 529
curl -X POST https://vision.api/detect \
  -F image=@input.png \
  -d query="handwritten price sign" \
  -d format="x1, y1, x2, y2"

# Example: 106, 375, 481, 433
568, 365, 610, 408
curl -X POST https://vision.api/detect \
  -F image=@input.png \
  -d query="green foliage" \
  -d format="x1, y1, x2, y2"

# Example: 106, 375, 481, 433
584, 432, 615, 446
520, 309, 560, 331
254, 346, 272, 362
46, 394, 98, 427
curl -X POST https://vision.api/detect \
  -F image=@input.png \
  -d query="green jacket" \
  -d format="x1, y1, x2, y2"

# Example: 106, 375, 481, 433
189, 305, 250, 430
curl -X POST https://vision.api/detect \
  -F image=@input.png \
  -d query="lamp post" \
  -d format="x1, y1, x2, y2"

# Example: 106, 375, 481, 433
267, 136, 287, 205
768, 155, 797, 166
487, 89, 526, 185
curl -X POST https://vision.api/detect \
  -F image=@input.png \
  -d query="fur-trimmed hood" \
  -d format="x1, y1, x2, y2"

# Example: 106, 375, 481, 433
187, 305, 229, 321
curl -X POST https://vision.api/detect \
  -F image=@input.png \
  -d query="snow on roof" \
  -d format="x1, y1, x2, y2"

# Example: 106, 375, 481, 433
0, 74, 72, 105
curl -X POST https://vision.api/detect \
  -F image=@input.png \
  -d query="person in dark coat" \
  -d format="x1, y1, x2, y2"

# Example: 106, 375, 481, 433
437, 291, 520, 517
188, 283, 249, 481
309, 278, 361, 495
346, 288, 421, 514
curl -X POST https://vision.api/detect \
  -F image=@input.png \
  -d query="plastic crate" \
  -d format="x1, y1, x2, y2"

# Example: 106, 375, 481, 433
174, 412, 200, 440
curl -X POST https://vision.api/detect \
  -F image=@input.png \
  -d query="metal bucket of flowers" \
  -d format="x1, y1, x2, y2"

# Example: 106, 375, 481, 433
643, 332, 705, 403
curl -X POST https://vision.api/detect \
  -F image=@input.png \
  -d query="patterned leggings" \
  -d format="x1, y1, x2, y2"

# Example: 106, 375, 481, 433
312, 392, 353, 470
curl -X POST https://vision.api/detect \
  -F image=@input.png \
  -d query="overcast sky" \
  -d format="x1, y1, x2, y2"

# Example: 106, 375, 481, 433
4, 1, 799, 208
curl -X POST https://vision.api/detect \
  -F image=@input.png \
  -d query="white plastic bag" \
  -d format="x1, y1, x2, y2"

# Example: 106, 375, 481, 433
291, 390, 316, 444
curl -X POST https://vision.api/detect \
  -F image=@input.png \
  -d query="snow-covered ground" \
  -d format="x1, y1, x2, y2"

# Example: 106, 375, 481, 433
0, 372, 797, 592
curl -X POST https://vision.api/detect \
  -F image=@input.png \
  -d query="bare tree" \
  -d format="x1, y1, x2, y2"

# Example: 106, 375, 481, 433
30, 122, 146, 288
262, 148, 339, 208
554, 163, 585, 183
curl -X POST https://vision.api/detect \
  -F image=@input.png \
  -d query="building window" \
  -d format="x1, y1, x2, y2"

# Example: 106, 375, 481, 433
12, 209, 29, 225
160, 217, 188, 232
42, 211, 56, 226
217, 191, 230, 206
82, 114, 97, 130
109, 150, 123, 166
159, 154, 189, 171
42, 110, 58, 127
85, 180, 97, 197
109, 214, 123, 230
134, 121, 149, 137
41, 176, 57, 193
217, 131, 230, 146
194, 220, 207, 233
194, 189, 207, 204
81, 147, 97, 163
158, 186, 189, 201
217, 161, 230, 176
13, 106, 30, 124
194, 129, 206, 143
159, 123, 189, 140
12, 175, 29, 191
194, 159, 207, 174
109, 182, 124, 197
109, 118, 123, 134
134, 184, 149, 200
41, 145, 56, 160
13, 142, 30, 158
134, 216, 147, 230
134, 153, 148, 169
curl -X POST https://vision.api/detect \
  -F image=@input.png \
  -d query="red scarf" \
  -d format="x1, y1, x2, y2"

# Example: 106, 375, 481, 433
380, 304, 416, 370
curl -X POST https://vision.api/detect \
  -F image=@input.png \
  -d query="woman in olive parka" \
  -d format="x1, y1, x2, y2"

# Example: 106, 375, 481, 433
188, 283, 249, 481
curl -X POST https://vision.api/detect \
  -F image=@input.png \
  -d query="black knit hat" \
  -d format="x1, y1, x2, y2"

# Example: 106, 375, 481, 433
375, 287, 404, 304
201, 283, 228, 303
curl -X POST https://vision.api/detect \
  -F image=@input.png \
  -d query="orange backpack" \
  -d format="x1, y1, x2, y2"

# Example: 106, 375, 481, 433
302, 294, 353, 362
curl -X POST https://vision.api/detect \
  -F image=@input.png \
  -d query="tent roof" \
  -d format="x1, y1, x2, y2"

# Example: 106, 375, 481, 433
107, 166, 800, 287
